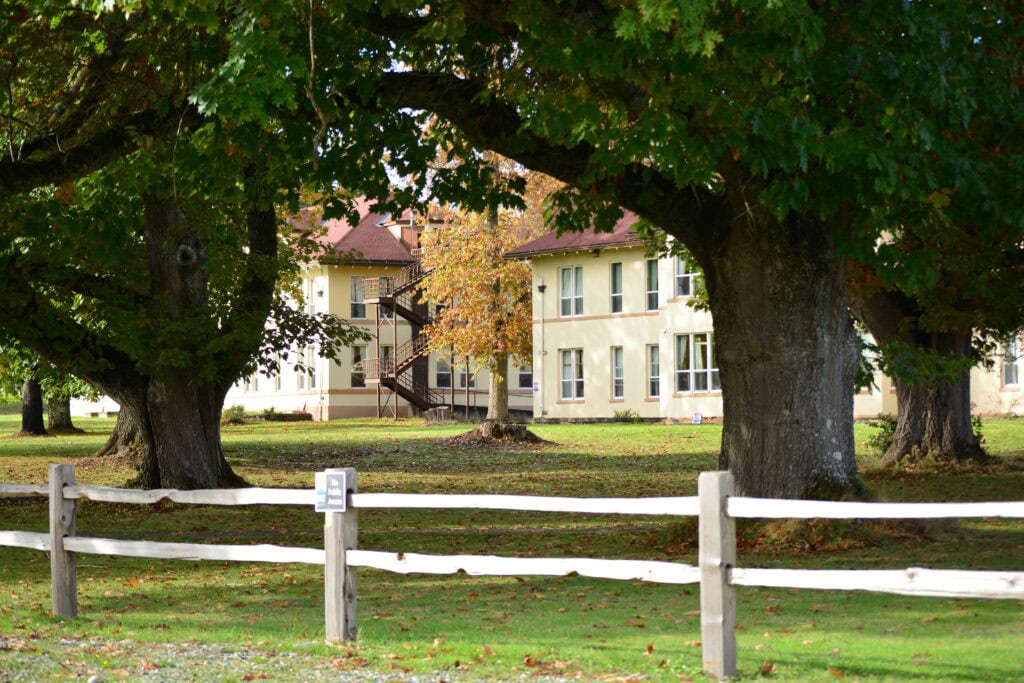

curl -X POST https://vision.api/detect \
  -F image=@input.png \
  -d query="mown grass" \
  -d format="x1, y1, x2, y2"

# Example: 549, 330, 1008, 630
1, 415, 1022, 681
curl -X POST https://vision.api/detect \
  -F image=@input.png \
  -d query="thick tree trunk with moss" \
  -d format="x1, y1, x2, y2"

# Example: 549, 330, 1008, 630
883, 336, 986, 466
701, 209, 861, 499
96, 386, 241, 489
851, 292, 986, 465
46, 396, 80, 432
20, 378, 47, 436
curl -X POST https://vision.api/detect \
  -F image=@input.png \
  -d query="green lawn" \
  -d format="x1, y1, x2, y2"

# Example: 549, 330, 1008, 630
1, 415, 1022, 681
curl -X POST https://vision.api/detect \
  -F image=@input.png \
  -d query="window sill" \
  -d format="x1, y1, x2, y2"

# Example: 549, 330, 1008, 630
609, 398, 625, 403
645, 396, 660, 402
556, 399, 585, 404
1000, 385, 1021, 393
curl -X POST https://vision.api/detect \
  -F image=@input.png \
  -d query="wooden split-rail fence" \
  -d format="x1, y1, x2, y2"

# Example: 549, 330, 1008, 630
2, 464, 1023, 678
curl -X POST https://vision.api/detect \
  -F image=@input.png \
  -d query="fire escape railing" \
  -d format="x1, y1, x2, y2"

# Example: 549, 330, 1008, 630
361, 260, 445, 414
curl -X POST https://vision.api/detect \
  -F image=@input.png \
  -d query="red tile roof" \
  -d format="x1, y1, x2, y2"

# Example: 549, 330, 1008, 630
295, 198, 416, 265
505, 210, 642, 258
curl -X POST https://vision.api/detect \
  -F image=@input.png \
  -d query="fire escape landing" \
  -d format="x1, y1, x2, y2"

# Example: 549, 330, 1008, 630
362, 261, 448, 417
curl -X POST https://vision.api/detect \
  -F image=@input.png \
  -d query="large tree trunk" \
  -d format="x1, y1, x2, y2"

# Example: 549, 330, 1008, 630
883, 333, 986, 466
46, 396, 80, 432
134, 195, 244, 489
487, 353, 510, 420
702, 210, 860, 499
20, 378, 47, 435
850, 291, 986, 466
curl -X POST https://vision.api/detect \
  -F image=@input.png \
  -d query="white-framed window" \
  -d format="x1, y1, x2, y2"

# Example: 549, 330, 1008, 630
646, 259, 659, 311
351, 345, 366, 388
1003, 336, 1022, 386
381, 345, 393, 376
350, 276, 366, 318
674, 256, 699, 298
274, 352, 282, 391
647, 344, 660, 398
675, 333, 720, 393
610, 262, 623, 313
436, 357, 451, 388
611, 346, 624, 399
517, 364, 533, 390
560, 266, 584, 317
459, 365, 476, 389
560, 348, 584, 400
296, 346, 307, 390
306, 346, 317, 390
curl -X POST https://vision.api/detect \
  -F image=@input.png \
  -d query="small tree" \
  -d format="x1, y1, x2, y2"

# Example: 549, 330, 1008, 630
420, 207, 535, 422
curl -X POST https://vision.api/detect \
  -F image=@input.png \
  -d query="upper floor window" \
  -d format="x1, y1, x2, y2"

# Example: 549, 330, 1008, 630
350, 276, 366, 318
560, 266, 584, 317
674, 256, 699, 298
646, 259, 659, 311
675, 333, 720, 393
610, 262, 623, 313
560, 348, 584, 400
1004, 337, 1021, 386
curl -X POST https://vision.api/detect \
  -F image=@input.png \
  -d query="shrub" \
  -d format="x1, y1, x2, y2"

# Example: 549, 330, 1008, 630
866, 413, 897, 456
612, 408, 641, 423
221, 405, 247, 426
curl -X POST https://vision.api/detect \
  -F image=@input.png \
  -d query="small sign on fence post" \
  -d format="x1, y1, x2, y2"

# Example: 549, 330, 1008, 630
320, 468, 358, 642
315, 471, 348, 512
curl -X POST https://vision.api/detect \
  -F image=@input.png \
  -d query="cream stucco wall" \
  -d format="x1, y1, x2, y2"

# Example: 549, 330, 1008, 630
523, 244, 950, 422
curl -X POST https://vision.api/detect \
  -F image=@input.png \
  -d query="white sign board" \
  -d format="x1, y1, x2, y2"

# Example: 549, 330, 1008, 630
692, 412, 703, 425
315, 471, 348, 512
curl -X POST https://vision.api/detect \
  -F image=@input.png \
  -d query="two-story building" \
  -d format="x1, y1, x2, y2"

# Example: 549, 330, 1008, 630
507, 212, 1022, 421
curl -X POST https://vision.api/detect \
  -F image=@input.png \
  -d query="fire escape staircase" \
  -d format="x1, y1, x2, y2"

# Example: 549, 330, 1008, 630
362, 261, 447, 414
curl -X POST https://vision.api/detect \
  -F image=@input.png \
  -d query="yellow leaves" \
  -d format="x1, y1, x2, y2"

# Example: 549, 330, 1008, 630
926, 188, 953, 209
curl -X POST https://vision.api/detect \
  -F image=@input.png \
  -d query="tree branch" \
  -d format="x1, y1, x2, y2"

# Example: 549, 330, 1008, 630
355, 70, 725, 258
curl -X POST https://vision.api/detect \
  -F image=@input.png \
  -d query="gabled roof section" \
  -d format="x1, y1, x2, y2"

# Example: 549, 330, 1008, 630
505, 210, 643, 259
296, 197, 416, 266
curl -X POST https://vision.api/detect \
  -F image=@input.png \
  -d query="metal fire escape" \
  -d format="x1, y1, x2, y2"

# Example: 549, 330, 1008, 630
362, 261, 449, 417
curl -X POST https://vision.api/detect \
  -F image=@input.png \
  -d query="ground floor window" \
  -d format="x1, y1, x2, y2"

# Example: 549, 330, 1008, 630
436, 357, 451, 388
351, 346, 366, 388
647, 344, 660, 398
1004, 336, 1022, 386
560, 348, 584, 400
517, 364, 533, 390
459, 358, 475, 389
611, 346, 624, 399
675, 333, 720, 393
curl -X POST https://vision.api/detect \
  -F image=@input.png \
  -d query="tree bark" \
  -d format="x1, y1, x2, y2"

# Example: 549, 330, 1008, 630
883, 335, 986, 466
851, 291, 986, 465
46, 396, 80, 432
20, 378, 47, 435
487, 353, 510, 420
702, 211, 860, 499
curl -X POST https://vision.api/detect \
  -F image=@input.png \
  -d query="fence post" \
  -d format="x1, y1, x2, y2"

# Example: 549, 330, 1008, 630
699, 470, 736, 679
49, 463, 77, 618
324, 468, 358, 642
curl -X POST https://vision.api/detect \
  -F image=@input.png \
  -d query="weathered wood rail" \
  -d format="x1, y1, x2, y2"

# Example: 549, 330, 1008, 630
2, 465, 1023, 679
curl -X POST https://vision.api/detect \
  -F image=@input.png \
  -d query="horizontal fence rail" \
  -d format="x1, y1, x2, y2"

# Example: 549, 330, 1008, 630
347, 550, 701, 584
728, 497, 1024, 520
2, 465, 1022, 679
351, 492, 699, 516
